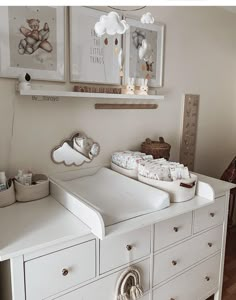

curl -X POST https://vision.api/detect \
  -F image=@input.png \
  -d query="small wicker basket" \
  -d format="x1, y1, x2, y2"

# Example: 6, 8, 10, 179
141, 137, 171, 160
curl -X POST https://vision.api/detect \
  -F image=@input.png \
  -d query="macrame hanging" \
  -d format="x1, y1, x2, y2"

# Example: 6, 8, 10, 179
115, 267, 144, 300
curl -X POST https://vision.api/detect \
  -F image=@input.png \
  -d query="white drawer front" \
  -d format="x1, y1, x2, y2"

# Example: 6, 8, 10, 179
194, 196, 225, 233
153, 253, 221, 300
100, 226, 151, 274
25, 240, 96, 300
154, 212, 192, 251
153, 225, 222, 285
56, 259, 150, 300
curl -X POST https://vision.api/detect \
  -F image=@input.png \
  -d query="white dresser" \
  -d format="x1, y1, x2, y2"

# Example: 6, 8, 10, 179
0, 173, 234, 300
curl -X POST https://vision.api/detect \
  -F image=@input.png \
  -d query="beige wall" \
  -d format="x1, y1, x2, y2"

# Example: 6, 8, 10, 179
0, 6, 236, 178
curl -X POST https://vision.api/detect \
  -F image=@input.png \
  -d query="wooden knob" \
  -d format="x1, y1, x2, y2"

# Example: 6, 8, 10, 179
172, 260, 177, 266
205, 276, 210, 281
208, 242, 213, 248
210, 213, 215, 217
126, 245, 132, 251
173, 227, 179, 232
170, 298, 175, 300
62, 268, 69, 276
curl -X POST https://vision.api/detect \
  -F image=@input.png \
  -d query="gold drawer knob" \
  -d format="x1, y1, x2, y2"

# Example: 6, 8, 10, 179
172, 260, 177, 266
173, 227, 179, 232
126, 245, 132, 251
208, 242, 213, 248
210, 213, 215, 217
205, 276, 210, 281
62, 268, 69, 276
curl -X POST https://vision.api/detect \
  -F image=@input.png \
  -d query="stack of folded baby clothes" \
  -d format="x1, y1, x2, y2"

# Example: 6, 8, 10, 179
111, 151, 153, 178
138, 158, 191, 181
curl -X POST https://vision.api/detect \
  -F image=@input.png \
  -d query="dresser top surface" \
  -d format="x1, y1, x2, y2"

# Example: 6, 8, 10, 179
0, 172, 234, 261
0, 196, 91, 261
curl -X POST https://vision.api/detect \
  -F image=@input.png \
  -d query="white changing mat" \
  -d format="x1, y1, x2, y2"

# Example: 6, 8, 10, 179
58, 168, 170, 226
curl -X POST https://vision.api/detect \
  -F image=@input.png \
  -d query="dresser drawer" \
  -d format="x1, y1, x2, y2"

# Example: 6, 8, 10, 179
55, 259, 150, 300
194, 197, 225, 233
100, 226, 151, 274
153, 225, 222, 285
25, 240, 96, 300
154, 212, 192, 251
153, 253, 220, 300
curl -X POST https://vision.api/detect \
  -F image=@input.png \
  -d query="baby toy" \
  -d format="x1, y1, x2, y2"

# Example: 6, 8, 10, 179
135, 79, 148, 96
122, 77, 135, 95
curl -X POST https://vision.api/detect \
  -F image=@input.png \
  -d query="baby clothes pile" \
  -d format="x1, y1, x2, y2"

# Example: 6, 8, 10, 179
138, 158, 191, 182
111, 151, 153, 171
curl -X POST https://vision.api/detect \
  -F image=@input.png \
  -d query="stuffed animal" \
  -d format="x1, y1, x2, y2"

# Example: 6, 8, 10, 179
122, 77, 135, 95
135, 79, 148, 95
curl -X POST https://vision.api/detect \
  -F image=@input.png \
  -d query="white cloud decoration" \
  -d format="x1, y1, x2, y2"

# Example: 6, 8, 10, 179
94, 11, 129, 37
52, 133, 100, 166
141, 12, 155, 24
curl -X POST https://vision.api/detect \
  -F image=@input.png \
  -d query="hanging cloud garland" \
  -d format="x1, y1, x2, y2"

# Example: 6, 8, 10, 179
141, 12, 155, 24
94, 11, 129, 37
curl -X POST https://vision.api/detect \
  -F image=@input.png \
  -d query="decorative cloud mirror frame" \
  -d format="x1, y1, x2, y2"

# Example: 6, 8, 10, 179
51, 132, 100, 166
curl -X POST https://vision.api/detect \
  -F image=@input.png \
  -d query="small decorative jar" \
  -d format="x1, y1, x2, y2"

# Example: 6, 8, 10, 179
141, 137, 171, 160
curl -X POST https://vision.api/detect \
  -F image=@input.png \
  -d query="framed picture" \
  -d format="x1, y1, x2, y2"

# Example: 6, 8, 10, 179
0, 6, 65, 81
124, 17, 165, 87
70, 7, 121, 85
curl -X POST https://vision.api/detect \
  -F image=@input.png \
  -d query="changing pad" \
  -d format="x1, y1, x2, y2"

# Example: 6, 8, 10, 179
52, 168, 170, 226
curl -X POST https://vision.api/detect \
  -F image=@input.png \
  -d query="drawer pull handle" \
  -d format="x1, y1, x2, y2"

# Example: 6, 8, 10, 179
208, 242, 213, 248
205, 276, 210, 281
170, 298, 175, 300
172, 260, 177, 266
210, 213, 215, 217
173, 227, 179, 232
62, 268, 69, 276
126, 245, 132, 251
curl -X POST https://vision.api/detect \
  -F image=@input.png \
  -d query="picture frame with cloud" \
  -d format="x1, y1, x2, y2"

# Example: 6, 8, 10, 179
124, 17, 165, 88
70, 7, 122, 85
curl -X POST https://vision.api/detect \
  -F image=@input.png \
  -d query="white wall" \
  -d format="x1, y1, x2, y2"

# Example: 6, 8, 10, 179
0, 6, 235, 178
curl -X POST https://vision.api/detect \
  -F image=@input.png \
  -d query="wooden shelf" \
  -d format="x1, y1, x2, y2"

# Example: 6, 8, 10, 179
19, 89, 164, 100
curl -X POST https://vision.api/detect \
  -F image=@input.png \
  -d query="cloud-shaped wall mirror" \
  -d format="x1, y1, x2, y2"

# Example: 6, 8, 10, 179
51, 132, 100, 166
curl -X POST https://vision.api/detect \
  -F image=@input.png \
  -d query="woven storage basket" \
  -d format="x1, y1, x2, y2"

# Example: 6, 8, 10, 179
0, 179, 16, 207
141, 137, 171, 160
15, 174, 49, 202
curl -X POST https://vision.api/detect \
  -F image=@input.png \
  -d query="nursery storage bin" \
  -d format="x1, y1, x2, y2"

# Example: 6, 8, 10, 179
111, 162, 138, 179
138, 173, 197, 203
15, 174, 49, 202
0, 180, 16, 207
141, 137, 171, 160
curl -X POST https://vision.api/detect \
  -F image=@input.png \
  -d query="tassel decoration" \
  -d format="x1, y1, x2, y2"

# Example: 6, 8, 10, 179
115, 267, 143, 300
130, 284, 143, 300
117, 293, 129, 300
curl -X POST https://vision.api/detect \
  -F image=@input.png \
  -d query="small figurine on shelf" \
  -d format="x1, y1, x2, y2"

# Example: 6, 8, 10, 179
135, 78, 148, 96
122, 77, 135, 95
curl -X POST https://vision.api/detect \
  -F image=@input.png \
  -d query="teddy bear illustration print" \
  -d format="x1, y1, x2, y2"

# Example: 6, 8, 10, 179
18, 18, 53, 55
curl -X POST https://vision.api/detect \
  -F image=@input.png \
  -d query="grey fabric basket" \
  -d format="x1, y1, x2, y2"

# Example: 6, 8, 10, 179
0, 180, 16, 207
15, 174, 49, 202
